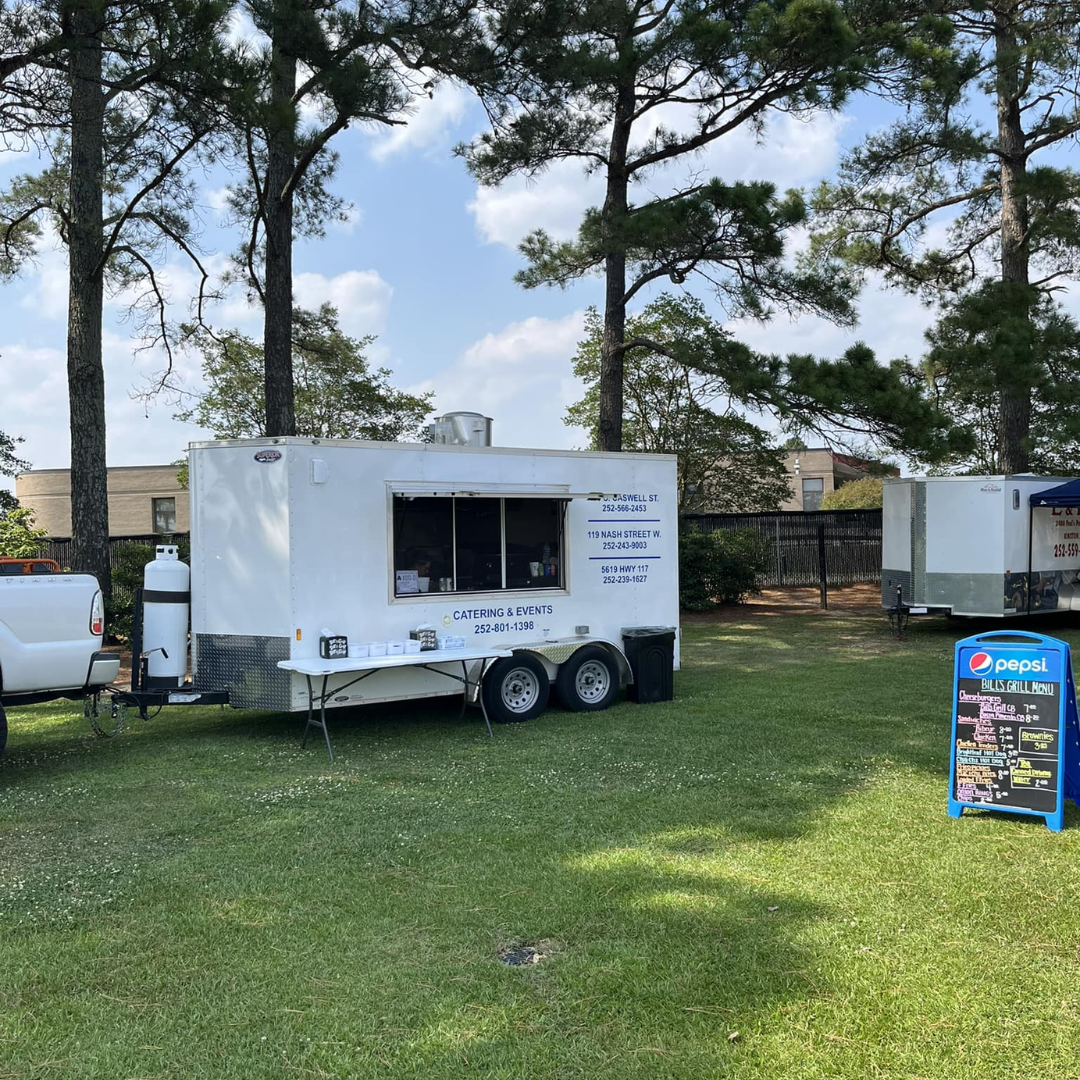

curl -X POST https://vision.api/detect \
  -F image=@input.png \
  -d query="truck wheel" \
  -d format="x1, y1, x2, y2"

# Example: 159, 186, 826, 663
482, 654, 549, 723
0, 703, 7, 756
556, 646, 620, 712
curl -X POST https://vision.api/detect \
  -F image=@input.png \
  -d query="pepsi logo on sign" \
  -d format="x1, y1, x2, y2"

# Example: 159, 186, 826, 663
254, 450, 282, 463
964, 649, 1052, 677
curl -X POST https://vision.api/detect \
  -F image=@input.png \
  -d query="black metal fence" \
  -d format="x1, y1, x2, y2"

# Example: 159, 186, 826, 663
39, 513, 881, 602
682, 509, 882, 589
38, 533, 189, 571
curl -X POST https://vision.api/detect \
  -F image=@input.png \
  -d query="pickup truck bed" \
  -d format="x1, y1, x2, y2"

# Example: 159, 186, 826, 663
0, 573, 120, 753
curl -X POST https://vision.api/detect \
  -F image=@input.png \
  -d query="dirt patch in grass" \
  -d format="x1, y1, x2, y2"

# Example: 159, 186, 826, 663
683, 583, 883, 624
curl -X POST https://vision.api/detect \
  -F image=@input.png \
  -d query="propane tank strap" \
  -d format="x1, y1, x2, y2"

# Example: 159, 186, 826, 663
144, 589, 191, 604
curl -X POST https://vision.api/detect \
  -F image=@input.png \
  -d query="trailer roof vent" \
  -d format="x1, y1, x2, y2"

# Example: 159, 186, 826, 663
429, 411, 493, 447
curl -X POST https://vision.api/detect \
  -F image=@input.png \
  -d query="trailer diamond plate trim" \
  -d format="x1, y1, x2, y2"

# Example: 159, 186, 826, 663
923, 572, 1006, 615
881, 569, 912, 608
913, 481, 926, 601
194, 633, 291, 710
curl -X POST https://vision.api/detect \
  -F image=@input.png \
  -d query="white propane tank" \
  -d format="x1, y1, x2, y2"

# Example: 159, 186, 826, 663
142, 545, 190, 688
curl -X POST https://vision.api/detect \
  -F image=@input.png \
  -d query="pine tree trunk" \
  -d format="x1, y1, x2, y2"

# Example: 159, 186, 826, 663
66, 0, 110, 598
596, 76, 635, 453
995, 2, 1031, 474
263, 17, 296, 438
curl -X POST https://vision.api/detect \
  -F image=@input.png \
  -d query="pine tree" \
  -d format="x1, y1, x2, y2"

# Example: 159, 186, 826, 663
919, 288, 1080, 474
227, 0, 488, 436
810, 1, 1080, 472
1, 0, 234, 593
464, 0, 945, 450
567, 293, 969, 477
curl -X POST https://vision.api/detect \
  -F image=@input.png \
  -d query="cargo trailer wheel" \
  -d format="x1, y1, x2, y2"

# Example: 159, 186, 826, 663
556, 646, 620, 712
483, 654, 549, 723
0, 703, 6, 756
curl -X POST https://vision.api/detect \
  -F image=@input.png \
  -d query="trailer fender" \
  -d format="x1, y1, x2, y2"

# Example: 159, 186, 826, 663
517, 640, 633, 684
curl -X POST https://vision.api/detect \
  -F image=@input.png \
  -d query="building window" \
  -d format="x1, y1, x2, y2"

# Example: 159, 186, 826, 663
392, 495, 564, 595
802, 478, 824, 512
153, 497, 176, 533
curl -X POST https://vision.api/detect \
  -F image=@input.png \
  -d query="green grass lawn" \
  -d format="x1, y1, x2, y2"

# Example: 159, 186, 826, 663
4, 608, 1080, 1078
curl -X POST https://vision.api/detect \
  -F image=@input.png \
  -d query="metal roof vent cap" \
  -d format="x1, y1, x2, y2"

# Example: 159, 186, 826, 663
431, 411, 493, 447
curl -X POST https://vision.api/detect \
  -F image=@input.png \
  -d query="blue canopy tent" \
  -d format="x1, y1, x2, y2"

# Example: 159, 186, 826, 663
1030, 479, 1080, 508
1026, 480, 1080, 612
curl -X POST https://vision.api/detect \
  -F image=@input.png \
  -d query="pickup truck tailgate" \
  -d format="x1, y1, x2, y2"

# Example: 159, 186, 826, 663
0, 574, 105, 694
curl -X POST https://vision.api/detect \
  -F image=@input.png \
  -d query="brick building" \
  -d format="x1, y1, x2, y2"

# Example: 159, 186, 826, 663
16, 464, 189, 538
780, 448, 895, 511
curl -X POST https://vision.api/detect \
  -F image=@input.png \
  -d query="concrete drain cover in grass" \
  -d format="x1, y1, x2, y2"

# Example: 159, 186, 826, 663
498, 943, 545, 966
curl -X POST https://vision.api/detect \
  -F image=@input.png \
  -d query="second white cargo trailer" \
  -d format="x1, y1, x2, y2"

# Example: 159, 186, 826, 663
185, 437, 679, 727
882, 474, 1080, 617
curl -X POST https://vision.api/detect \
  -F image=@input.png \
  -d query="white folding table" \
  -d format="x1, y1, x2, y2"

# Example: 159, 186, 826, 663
277, 646, 514, 760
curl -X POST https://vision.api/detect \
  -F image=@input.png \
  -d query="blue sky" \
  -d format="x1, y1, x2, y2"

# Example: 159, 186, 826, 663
1, 69, 1074, 496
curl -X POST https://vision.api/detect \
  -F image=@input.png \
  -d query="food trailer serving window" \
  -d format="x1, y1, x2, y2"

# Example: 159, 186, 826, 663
392, 493, 566, 595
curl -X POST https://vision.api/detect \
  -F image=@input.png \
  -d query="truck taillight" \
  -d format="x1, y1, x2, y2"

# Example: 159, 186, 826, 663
90, 591, 104, 636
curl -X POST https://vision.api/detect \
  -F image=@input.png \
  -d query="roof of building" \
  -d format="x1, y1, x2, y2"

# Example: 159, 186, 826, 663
18, 464, 176, 476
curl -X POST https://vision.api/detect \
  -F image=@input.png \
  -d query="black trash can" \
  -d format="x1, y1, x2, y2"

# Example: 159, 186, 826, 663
622, 626, 676, 703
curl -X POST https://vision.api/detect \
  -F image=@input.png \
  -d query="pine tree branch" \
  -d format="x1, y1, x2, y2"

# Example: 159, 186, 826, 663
121, 209, 218, 327
109, 243, 174, 388
627, 80, 799, 175
284, 114, 348, 201
96, 126, 207, 273
0, 32, 68, 81
244, 126, 267, 307
617, 334, 677, 358
633, 0, 676, 36
877, 182, 999, 255
1025, 116, 1080, 156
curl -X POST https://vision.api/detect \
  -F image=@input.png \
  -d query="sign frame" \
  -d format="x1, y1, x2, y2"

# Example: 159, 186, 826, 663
948, 630, 1080, 832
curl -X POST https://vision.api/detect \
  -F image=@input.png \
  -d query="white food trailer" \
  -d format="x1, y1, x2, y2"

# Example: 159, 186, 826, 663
882, 474, 1080, 618
139, 434, 678, 748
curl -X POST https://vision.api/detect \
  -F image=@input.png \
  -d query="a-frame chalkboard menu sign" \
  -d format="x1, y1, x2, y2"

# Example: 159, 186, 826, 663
949, 631, 1080, 832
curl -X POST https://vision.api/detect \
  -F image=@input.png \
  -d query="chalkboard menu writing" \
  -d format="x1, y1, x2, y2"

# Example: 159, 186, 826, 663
949, 632, 1080, 832
953, 673, 1059, 813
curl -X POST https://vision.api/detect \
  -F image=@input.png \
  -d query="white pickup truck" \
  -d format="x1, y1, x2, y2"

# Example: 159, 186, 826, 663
0, 572, 120, 753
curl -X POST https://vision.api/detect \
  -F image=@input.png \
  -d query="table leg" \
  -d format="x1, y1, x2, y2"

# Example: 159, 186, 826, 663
476, 659, 493, 739
458, 660, 469, 723
320, 675, 333, 762
302, 674, 314, 749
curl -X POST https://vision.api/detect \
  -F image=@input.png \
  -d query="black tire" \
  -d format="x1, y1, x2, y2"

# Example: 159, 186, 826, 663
0, 703, 7, 757
556, 646, 621, 712
482, 653, 550, 724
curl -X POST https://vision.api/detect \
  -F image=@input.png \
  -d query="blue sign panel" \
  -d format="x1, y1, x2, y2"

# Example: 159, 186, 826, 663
949, 631, 1080, 832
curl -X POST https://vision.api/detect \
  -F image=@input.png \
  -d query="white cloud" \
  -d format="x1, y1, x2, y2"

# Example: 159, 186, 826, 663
468, 109, 849, 250
224, 8, 262, 48
205, 186, 232, 215
18, 234, 68, 321
729, 274, 936, 364
368, 80, 471, 163
0, 332, 215, 480
469, 162, 590, 247
410, 311, 589, 449
293, 269, 393, 337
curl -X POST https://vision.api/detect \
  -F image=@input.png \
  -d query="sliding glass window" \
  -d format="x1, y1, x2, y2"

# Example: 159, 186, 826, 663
392, 495, 565, 595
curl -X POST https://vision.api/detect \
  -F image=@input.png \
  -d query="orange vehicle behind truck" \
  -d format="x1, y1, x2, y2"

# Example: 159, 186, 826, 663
0, 558, 60, 575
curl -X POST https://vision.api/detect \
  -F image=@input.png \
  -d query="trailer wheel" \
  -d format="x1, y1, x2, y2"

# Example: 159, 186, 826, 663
556, 646, 620, 712
483, 654, 549, 723
0, 703, 6, 756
